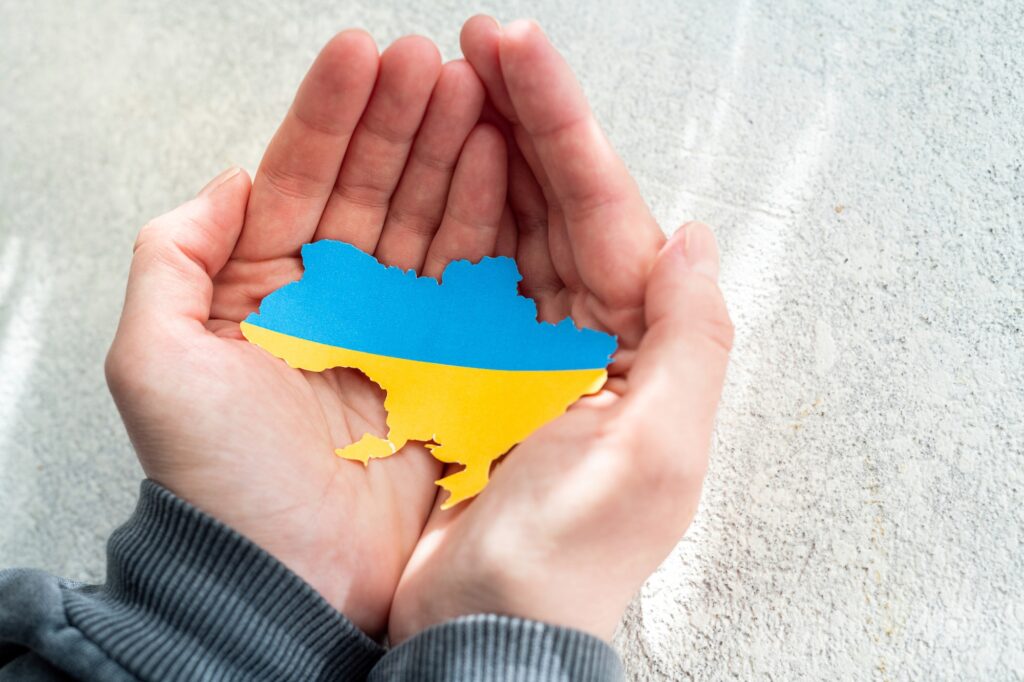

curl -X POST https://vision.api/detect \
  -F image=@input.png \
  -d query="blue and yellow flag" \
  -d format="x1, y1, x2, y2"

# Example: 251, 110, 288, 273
241, 240, 616, 507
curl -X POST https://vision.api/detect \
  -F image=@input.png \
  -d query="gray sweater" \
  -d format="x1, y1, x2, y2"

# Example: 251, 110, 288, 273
0, 481, 622, 681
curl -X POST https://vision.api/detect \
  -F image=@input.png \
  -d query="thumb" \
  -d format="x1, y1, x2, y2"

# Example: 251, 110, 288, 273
621, 222, 733, 479
643, 221, 732, 354
120, 167, 251, 332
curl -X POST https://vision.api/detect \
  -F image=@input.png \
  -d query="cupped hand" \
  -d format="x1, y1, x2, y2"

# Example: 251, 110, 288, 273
388, 18, 733, 643
105, 31, 508, 637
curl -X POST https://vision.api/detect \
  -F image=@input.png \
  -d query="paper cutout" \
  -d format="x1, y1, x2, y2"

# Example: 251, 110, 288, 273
241, 240, 617, 508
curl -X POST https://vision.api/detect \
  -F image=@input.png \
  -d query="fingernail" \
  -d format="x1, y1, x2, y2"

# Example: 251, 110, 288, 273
198, 166, 242, 197
681, 222, 720, 281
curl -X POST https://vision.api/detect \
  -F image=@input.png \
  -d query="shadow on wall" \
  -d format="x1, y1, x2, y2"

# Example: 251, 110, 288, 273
614, 0, 854, 677
0, 236, 52, 483
0, 233, 53, 571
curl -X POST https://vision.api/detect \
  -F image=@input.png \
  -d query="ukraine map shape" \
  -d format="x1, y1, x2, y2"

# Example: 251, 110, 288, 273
240, 240, 617, 508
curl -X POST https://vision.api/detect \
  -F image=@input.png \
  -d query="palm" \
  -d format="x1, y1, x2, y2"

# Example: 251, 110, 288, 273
172, 303, 440, 632
382, 17, 677, 643
202, 319, 426, 494
111, 31, 507, 638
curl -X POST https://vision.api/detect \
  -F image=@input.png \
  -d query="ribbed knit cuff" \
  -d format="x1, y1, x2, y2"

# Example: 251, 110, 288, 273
63, 480, 384, 681
370, 614, 623, 681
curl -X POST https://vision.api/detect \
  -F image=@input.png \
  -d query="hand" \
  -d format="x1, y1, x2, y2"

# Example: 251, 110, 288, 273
388, 18, 733, 643
105, 31, 509, 637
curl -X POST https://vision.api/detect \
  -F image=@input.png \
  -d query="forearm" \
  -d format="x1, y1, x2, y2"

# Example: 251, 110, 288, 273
0, 481, 383, 681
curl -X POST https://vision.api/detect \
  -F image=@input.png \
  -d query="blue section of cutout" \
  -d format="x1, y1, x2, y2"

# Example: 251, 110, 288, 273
243, 240, 617, 371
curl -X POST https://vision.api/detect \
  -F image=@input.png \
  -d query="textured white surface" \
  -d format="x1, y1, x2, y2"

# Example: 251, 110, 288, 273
1, 0, 1022, 679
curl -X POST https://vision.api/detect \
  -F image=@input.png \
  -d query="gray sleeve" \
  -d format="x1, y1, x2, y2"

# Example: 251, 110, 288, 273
1, 480, 623, 681
0, 480, 384, 681
369, 614, 623, 681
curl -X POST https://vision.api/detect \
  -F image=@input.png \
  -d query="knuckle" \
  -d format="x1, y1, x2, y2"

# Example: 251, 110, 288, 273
133, 220, 166, 254
700, 310, 735, 355
104, 339, 142, 398
412, 148, 456, 174
331, 181, 391, 210
261, 165, 322, 201
103, 346, 122, 391
387, 206, 440, 238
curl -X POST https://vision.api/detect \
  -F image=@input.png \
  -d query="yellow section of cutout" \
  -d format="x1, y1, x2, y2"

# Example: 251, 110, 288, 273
240, 322, 607, 508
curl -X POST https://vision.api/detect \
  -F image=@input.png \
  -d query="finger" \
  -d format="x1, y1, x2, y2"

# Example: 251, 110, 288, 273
209, 254, 305, 324
315, 36, 442, 251
499, 21, 664, 310
374, 59, 486, 272
463, 18, 560, 217
422, 125, 507, 280
495, 206, 518, 258
622, 223, 732, 473
121, 168, 252, 333
462, 31, 573, 315
480, 98, 567, 306
462, 28, 573, 316
460, 15, 515, 120
234, 31, 378, 261
505, 144, 567, 322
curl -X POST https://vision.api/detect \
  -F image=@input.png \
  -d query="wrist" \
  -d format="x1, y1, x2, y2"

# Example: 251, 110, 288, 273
390, 550, 626, 644
145, 470, 394, 638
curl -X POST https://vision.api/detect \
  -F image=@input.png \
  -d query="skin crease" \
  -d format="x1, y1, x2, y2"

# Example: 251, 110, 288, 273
105, 16, 732, 645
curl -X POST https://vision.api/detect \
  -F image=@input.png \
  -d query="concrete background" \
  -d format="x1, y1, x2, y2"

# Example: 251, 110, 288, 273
1, 0, 1021, 679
